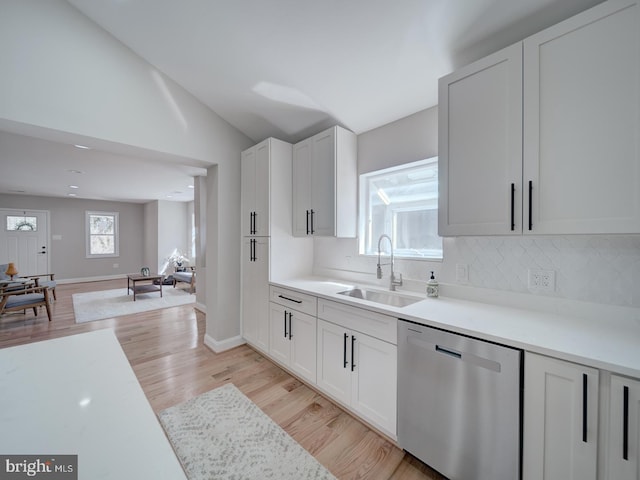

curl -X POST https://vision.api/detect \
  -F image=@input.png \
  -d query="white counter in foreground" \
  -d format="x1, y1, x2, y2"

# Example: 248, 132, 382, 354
0, 329, 186, 480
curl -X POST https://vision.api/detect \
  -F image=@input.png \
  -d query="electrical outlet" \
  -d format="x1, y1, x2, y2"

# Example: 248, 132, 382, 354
455, 263, 469, 284
528, 269, 555, 292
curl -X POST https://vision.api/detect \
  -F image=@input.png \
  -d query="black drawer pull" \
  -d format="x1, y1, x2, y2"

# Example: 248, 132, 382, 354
278, 294, 302, 304
623, 385, 629, 460
283, 310, 288, 338
343, 333, 348, 368
351, 335, 356, 372
528, 180, 533, 231
310, 209, 315, 234
582, 373, 588, 443
510, 183, 515, 231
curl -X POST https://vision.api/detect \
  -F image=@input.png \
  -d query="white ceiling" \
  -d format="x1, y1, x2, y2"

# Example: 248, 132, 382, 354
2, 0, 604, 203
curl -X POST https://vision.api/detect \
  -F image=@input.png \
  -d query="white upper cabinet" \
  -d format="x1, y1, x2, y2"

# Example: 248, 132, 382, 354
439, 43, 523, 236
292, 126, 357, 237
523, 0, 640, 234
241, 139, 272, 237
439, 0, 640, 236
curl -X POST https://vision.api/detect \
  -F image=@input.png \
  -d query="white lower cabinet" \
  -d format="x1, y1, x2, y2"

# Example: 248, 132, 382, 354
523, 352, 599, 480
241, 237, 270, 353
269, 302, 316, 384
316, 299, 397, 438
607, 375, 640, 480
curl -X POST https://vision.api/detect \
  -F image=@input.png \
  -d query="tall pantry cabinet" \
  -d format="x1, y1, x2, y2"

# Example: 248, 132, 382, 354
240, 138, 312, 354
439, 0, 640, 236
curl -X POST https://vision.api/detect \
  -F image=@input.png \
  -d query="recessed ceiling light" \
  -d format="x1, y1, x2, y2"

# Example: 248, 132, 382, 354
68, 193, 77, 197
69, 185, 79, 189
166, 195, 173, 198
74, 144, 90, 150
67, 169, 83, 174
187, 185, 195, 189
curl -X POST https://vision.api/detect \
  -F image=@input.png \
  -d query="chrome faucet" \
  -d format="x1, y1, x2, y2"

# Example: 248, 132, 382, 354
377, 234, 402, 291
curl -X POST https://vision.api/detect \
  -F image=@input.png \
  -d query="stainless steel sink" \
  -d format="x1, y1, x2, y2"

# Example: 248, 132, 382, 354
337, 288, 422, 308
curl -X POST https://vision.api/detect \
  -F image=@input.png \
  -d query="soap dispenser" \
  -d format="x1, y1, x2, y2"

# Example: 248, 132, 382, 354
427, 271, 439, 298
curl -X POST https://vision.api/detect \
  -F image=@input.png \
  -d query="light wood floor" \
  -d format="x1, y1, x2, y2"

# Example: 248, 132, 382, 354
0, 279, 446, 480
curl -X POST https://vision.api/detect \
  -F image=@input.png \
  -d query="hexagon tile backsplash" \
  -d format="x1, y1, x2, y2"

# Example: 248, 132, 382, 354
441, 235, 640, 308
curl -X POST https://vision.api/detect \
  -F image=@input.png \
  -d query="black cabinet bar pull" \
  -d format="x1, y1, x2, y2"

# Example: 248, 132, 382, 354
252, 211, 257, 234
343, 333, 348, 368
288, 312, 292, 340
283, 310, 288, 338
528, 180, 533, 231
623, 385, 629, 460
510, 183, 515, 231
249, 212, 253, 235
306, 210, 310, 235
310, 209, 315, 235
277, 294, 302, 304
583, 373, 588, 443
351, 335, 356, 371
253, 239, 257, 262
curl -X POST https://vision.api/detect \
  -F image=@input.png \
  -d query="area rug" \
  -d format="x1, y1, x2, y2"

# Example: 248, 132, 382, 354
72, 287, 195, 323
158, 383, 337, 480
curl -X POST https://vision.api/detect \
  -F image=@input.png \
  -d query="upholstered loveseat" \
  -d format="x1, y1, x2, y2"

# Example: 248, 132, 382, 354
173, 266, 195, 294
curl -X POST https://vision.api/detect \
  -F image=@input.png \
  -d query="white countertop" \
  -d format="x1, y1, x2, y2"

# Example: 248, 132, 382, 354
272, 277, 640, 378
0, 329, 187, 480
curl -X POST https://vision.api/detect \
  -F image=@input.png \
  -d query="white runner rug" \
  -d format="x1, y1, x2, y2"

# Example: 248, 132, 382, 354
158, 383, 337, 480
72, 287, 195, 323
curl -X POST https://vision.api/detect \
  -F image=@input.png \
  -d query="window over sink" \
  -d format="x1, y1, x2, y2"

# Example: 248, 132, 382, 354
358, 157, 442, 259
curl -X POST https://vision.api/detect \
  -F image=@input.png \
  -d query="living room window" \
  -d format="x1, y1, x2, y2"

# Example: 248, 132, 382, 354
86, 211, 119, 258
359, 157, 442, 259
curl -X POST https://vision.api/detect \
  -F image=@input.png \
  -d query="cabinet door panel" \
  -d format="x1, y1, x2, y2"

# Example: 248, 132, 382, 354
523, 352, 598, 480
290, 311, 317, 383
439, 43, 523, 236
351, 333, 397, 436
310, 129, 336, 236
524, 0, 640, 234
269, 302, 290, 365
292, 139, 312, 236
254, 141, 270, 236
241, 238, 269, 352
241, 148, 256, 237
316, 319, 350, 404
608, 375, 640, 480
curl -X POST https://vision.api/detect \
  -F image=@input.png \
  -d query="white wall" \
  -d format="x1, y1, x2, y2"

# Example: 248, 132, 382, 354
314, 106, 640, 309
143, 202, 158, 274
0, 0, 254, 346
157, 200, 190, 274
0, 193, 144, 280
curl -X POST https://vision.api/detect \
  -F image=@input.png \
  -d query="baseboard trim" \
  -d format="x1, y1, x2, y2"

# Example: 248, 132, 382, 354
194, 302, 207, 314
203, 334, 245, 353
57, 274, 126, 285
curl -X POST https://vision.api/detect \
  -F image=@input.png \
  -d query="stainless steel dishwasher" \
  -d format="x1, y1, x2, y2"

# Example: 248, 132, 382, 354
397, 319, 522, 480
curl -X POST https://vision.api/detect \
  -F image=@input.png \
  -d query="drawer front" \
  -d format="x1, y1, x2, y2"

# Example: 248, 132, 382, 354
270, 286, 317, 316
318, 299, 397, 345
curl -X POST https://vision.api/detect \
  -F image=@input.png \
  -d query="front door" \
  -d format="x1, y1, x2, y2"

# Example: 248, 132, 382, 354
0, 209, 50, 276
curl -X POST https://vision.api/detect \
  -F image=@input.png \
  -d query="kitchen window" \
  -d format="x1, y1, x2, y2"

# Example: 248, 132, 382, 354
86, 211, 119, 258
359, 157, 442, 259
